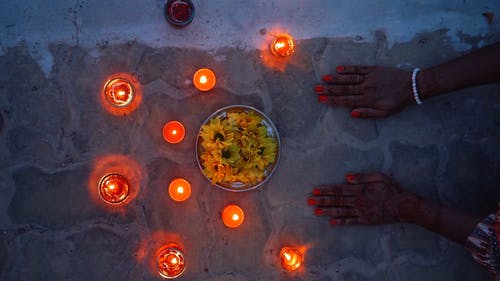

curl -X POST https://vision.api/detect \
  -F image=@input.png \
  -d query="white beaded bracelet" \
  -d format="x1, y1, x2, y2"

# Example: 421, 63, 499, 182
412, 68, 423, 105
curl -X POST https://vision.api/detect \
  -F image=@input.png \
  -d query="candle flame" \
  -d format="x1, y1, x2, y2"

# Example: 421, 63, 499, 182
108, 184, 116, 190
170, 257, 178, 265
172, 129, 177, 135
118, 90, 125, 96
275, 42, 285, 49
232, 214, 240, 221
200, 75, 208, 84
177, 186, 184, 194
284, 252, 291, 261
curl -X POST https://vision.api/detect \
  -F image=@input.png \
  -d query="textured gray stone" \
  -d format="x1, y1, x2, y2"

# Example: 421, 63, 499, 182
8, 166, 136, 229
1, 33, 499, 280
4, 227, 142, 281
389, 141, 439, 199
443, 139, 500, 215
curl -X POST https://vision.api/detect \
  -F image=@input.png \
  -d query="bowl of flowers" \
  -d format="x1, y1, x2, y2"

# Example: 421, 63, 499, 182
196, 105, 280, 192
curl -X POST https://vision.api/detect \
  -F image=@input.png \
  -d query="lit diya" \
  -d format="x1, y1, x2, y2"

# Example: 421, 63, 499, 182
162, 121, 186, 144
222, 204, 245, 228
270, 34, 295, 57
156, 243, 186, 278
103, 78, 135, 107
98, 173, 130, 204
193, 68, 216, 92
168, 178, 191, 202
280, 246, 303, 271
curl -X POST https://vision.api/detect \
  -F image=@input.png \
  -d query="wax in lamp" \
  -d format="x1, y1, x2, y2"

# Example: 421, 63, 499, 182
271, 34, 295, 57
103, 78, 134, 107
163, 121, 185, 144
280, 247, 303, 271
156, 243, 186, 279
193, 68, 216, 91
222, 204, 244, 228
98, 173, 130, 204
168, 178, 191, 202
164, 0, 194, 27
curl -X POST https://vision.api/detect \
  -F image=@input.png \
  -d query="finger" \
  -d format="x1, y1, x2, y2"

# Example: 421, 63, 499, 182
312, 184, 363, 196
346, 172, 387, 184
317, 196, 357, 207
330, 95, 363, 107
337, 65, 374, 75
314, 85, 363, 95
323, 207, 360, 217
351, 108, 388, 119
324, 74, 364, 85
330, 217, 367, 225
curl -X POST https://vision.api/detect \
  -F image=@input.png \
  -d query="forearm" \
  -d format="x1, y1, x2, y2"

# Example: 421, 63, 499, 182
418, 42, 500, 100
400, 195, 481, 245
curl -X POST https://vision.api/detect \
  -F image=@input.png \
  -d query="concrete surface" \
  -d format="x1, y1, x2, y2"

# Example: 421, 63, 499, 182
0, 1, 499, 280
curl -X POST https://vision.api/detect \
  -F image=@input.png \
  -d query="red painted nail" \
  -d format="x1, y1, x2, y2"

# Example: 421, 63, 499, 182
351, 111, 361, 118
318, 95, 328, 103
330, 219, 338, 225
314, 208, 324, 216
312, 188, 321, 196
307, 198, 317, 205
346, 173, 355, 182
314, 85, 325, 93
322, 75, 333, 82
336, 65, 346, 72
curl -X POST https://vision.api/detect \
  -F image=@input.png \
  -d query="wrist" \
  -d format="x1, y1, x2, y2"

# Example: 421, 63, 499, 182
396, 192, 423, 223
417, 68, 438, 100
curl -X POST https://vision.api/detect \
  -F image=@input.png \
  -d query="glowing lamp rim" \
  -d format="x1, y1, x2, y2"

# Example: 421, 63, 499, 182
222, 204, 245, 228
97, 173, 130, 205
193, 68, 216, 92
162, 121, 186, 144
168, 178, 192, 202
103, 77, 135, 108
156, 243, 186, 279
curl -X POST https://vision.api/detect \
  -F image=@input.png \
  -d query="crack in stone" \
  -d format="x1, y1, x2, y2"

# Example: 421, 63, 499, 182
197, 195, 215, 278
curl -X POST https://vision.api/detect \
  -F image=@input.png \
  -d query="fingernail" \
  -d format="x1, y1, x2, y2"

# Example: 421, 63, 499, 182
318, 95, 328, 103
314, 208, 324, 216
314, 85, 325, 93
330, 219, 338, 225
351, 111, 361, 118
312, 188, 321, 196
307, 198, 317, 205
322, 75, 333, 82
346, 173, 355, 182
336, 65, 346, 73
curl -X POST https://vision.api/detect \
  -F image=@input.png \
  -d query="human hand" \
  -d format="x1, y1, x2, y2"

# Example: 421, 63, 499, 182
308, 172, 421, 225
314, 65, 415, 118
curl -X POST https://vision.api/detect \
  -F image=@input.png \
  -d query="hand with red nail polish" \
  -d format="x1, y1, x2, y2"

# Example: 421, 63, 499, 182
309, 173, 421, 225
310, 173, 482, 246
316, 43, 500, 118
318, 65, 415, 118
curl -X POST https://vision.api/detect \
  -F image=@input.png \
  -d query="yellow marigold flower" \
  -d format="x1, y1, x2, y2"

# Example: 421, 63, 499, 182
200, 111, 278, 185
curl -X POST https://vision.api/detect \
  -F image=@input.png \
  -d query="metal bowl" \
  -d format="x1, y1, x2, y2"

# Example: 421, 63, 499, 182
196, 105, 281, 192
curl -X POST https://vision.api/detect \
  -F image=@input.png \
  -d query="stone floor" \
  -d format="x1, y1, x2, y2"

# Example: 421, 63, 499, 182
1, 2, 500, 281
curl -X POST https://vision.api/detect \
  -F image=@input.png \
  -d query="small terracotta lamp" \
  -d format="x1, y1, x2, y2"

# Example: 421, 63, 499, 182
98, 173, 130, 205
103, 78, 134, 107
270, 34, 295, 57
280, 246, 303, 271
222, 204, 245, 228
156, 243, 186, 278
